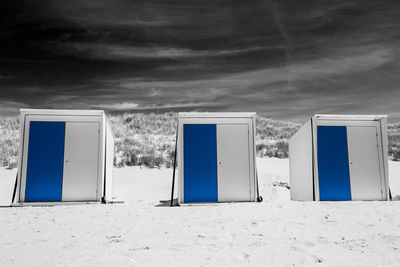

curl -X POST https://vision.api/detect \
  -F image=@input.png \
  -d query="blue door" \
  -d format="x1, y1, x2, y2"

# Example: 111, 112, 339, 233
25, 121, 66, 202
183, 124, 218, 202
317, 126, 351, 201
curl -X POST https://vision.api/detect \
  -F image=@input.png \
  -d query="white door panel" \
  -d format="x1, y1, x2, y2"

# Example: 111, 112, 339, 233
217, 124, 251, 202
62, 122, 100, 201
347, 126, 382, 200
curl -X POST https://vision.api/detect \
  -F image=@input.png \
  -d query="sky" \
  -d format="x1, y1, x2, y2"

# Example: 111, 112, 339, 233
1, 0, 400, 122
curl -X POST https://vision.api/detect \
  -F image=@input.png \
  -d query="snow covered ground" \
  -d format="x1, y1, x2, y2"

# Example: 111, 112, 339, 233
0, 158, 400, 266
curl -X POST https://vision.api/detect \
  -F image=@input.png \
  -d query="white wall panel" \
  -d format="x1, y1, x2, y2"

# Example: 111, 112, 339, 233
347, 126, 383, 200
289, 120, 314, 201
104, 124, 114, 202
62, 122, 100, 201
217, 124, 251, 202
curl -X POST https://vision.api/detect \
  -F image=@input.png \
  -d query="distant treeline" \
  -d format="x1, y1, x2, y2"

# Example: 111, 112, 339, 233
1, 113, 399, 169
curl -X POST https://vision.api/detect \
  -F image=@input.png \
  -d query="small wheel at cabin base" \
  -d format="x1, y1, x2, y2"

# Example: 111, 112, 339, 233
257, 196, 263, 202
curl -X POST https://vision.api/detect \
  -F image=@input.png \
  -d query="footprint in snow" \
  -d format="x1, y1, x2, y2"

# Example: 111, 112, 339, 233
303, 241, 315, 247
249, 241, 268, 248
307, 255, 323, 263
130, 246, 150, 251
106, 235, 123, 243
227, 233, 237, 240
207, 243, 219, 252
252, 233, 263, 237
236, 253, 250, 261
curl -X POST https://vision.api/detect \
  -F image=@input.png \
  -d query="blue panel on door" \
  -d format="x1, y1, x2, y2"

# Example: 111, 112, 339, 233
25, 121, 65, 202
317, 126, 351, 201
184, 124, 218, 202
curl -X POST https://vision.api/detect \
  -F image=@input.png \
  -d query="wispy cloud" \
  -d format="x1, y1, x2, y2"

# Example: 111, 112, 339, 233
106, 46, 393, 92
92, 102, 220, 111
49, 43, 273, 60
93, 102, 139, 110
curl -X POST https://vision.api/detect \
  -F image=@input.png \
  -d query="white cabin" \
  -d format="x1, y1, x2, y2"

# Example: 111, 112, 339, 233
289, 114, 389, 201
177, 112, 258, 204
14, 109, 114, 204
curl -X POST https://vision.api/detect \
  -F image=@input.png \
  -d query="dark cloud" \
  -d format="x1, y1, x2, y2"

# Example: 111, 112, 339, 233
1, 0, 400, 121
